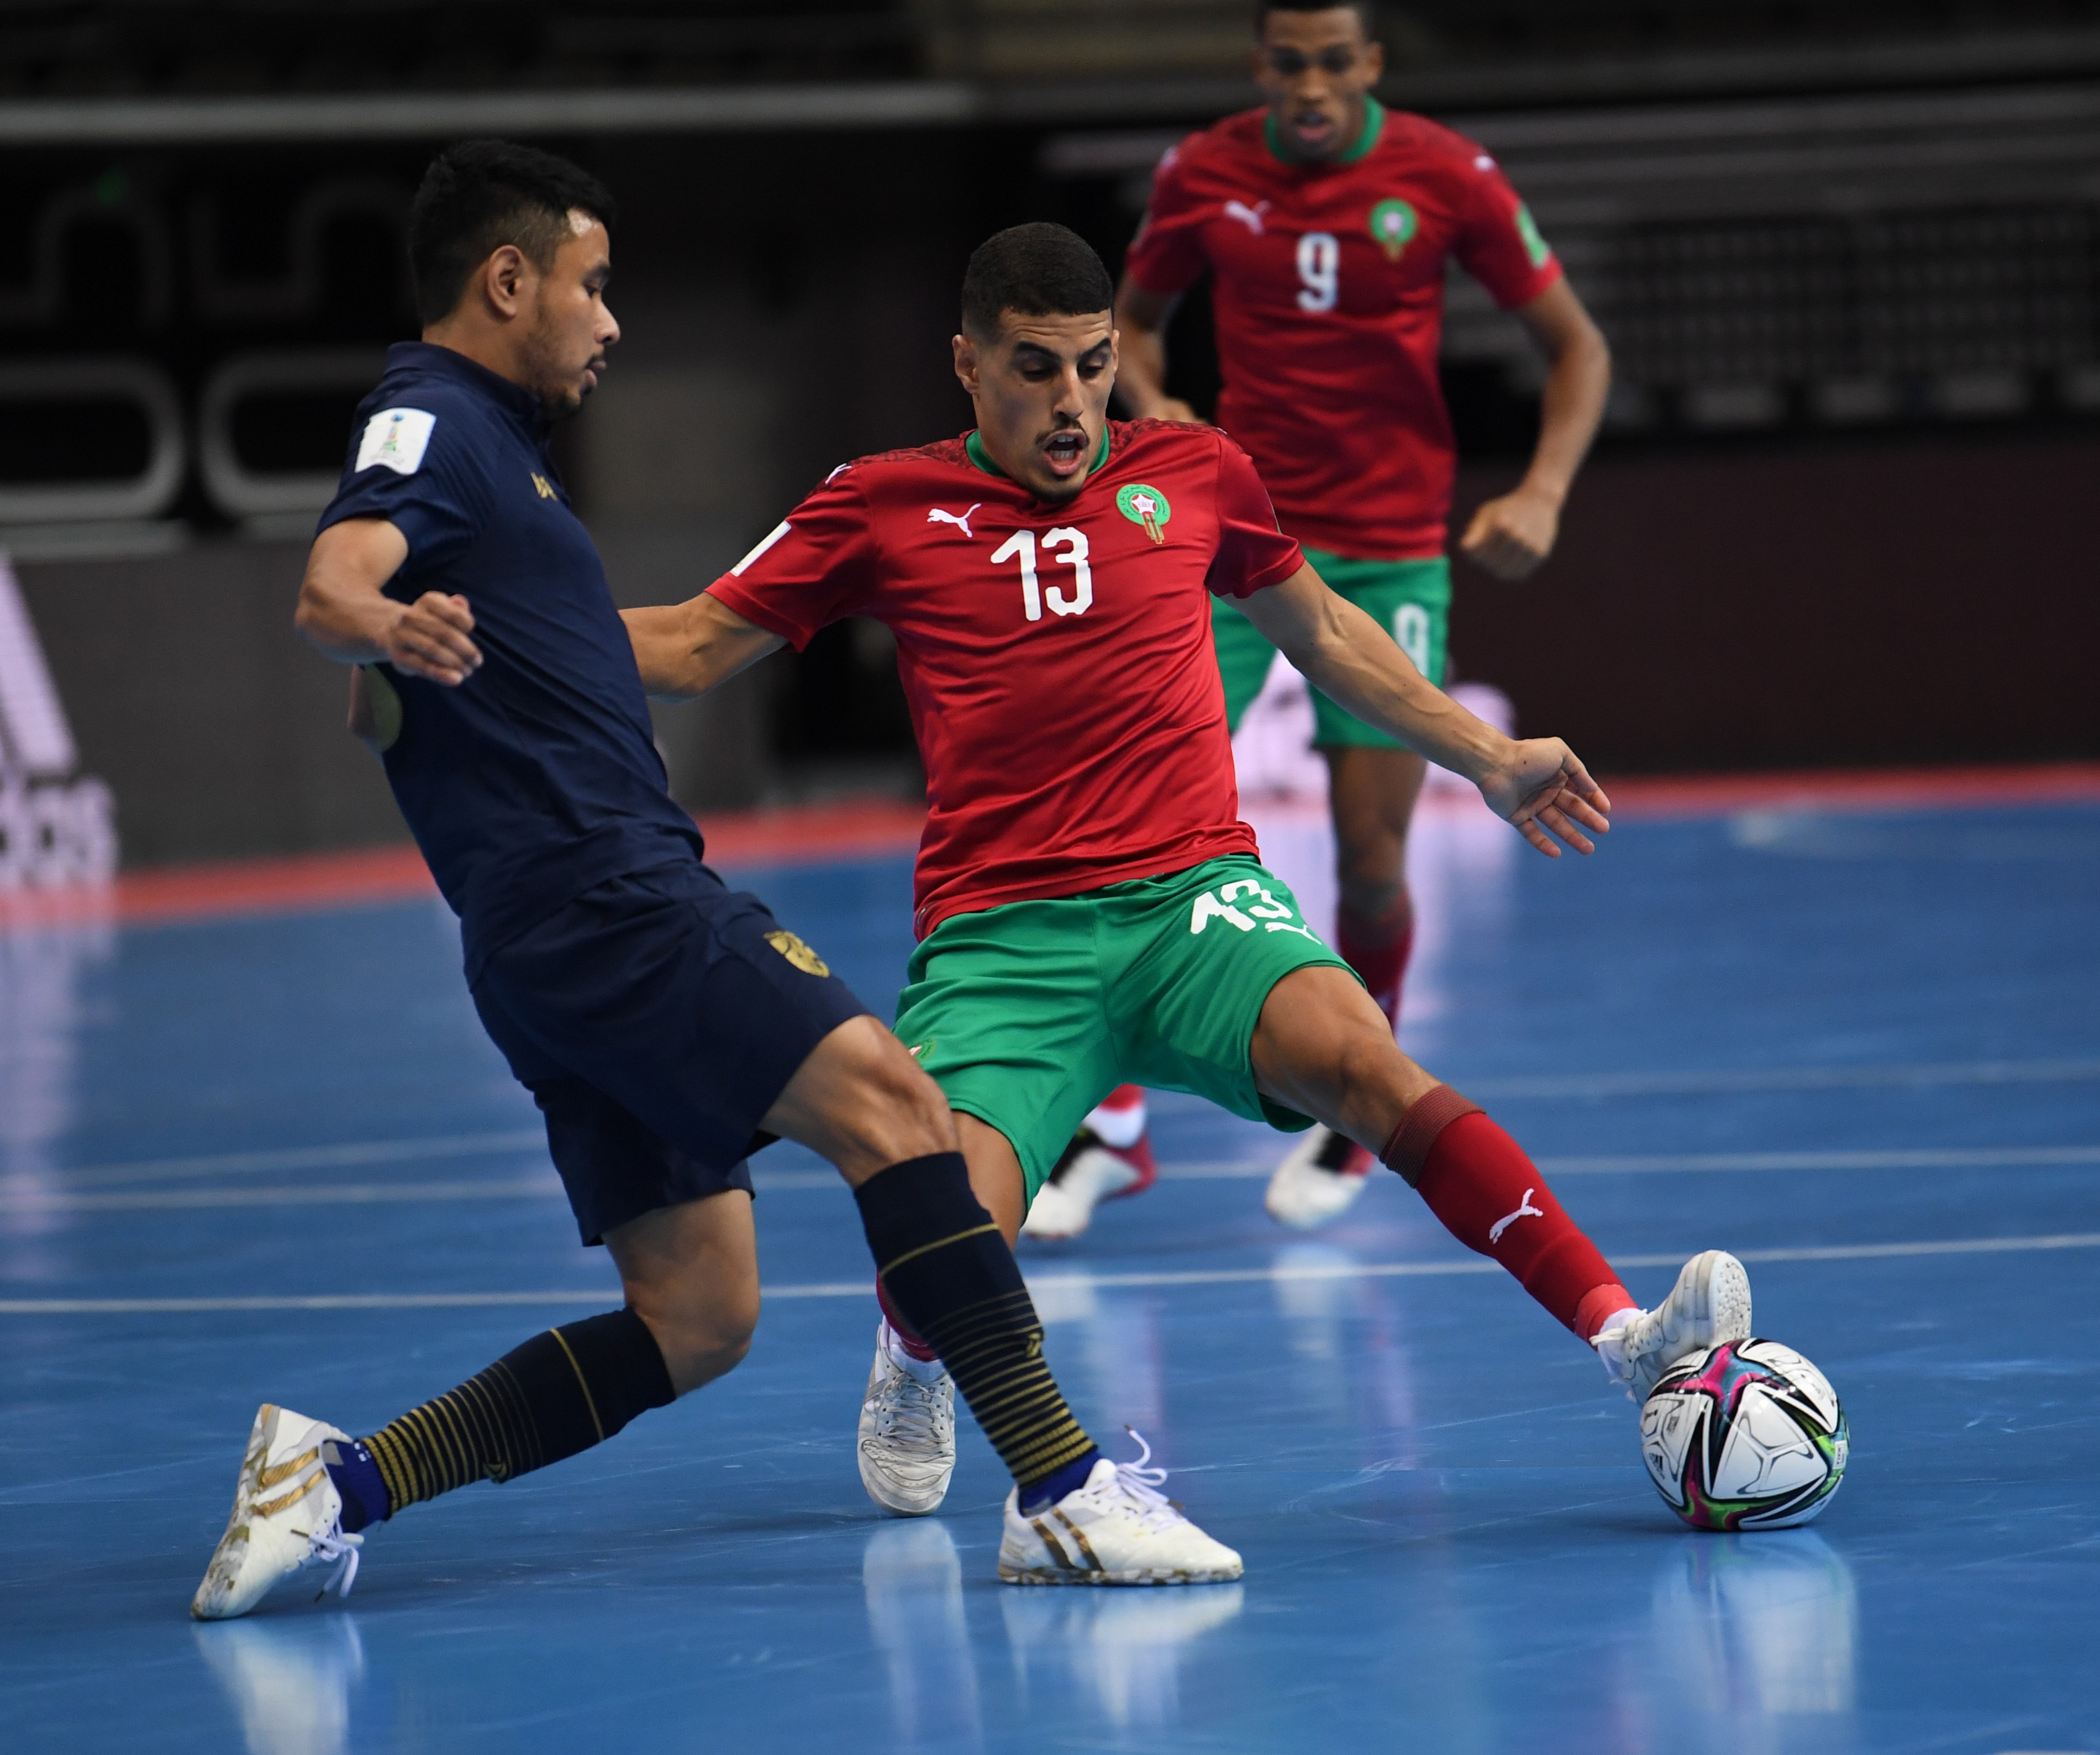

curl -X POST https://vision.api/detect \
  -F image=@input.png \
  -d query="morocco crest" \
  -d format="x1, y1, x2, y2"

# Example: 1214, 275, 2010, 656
1116, 482, 1172, 545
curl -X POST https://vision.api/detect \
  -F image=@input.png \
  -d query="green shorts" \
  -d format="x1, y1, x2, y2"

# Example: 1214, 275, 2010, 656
1214, 548, 1450, 749
893, 855, 1357, 1202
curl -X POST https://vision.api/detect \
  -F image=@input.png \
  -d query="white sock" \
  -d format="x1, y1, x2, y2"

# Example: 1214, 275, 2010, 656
1084, 1091, 1147, 1149
881, 1320, 947, 1384
1590, 1305, 1641, 1382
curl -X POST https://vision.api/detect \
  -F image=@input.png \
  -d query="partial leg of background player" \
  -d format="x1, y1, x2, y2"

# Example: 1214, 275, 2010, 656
1265, 745, 1425, 1227
1326, 745, 1427, 1027
1250, 964, 1750, 1388
1018, 1084, 1157, 1241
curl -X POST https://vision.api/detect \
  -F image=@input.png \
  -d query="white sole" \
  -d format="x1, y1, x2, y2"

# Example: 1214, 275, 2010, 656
192, 1404, 287, 1621
858, 1466, 948, 1517
1706, 1252, 1753, 1343
1263, 1175, 1370, 1230
998, 1563, 1244, 1586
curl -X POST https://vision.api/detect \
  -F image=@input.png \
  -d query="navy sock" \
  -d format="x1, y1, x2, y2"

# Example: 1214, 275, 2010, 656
855, 1153, 1100, 1496
1019, 1449, 1102, 1515
354, 1309, 675, 1520
322, 1438, 391, 1535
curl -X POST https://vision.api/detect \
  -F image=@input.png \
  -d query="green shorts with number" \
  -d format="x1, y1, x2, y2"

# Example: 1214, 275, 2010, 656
1214, 548, 1450, 750
893, 855, 1358, 1202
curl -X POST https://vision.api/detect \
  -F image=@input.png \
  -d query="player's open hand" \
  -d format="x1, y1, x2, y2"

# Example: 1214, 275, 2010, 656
1480, 737, 1611, 857
1141, 396, 1202, 424
383, 592, 481, 686
1459, 485, 1561, 580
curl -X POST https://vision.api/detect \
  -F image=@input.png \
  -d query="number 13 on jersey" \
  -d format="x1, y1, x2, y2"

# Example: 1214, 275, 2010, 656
991, 528, 1093, 622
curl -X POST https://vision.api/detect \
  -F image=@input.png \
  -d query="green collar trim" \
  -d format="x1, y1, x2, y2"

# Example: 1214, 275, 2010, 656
965, 425, 1110, 481
1265, 92, 1385, 166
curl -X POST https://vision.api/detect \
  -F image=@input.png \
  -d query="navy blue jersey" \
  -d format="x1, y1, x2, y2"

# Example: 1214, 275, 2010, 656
318, 342, 702, 976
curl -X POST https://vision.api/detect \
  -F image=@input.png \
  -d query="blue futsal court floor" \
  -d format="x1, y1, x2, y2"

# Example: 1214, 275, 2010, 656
2, 792, 2096, 1754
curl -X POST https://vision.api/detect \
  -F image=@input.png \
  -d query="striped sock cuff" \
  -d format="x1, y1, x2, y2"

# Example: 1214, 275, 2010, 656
856, 1153, 1098, 1492
360, 1308, 672, 1515
365, 1358, 541, 1510
918, 1288, 1098, 1488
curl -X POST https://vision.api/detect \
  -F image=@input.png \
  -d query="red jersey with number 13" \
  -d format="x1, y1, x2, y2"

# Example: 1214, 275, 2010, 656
1123, 99, 1562, 559
708, 420, 1303, 937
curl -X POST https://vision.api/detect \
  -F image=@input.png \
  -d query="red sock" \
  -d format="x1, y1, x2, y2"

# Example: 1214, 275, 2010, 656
875, 1277, 939, 1362
1382, 1086, 1634, 1338
1337, 897, 1414, 1029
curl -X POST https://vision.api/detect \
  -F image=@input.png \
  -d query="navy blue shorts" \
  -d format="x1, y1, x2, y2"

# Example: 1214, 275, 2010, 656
470, 860, 871, 1244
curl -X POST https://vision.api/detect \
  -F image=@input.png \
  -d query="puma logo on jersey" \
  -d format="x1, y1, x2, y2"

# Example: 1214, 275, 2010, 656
926, 504, 981, 540
1223, 199, 1270, 235
1488, 1189, 1545, 1245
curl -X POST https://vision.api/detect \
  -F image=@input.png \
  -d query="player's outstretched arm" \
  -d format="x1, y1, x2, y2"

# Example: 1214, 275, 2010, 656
1239, 563, 1610, 857
294, 517, 481, 686
622, 592, 785, 701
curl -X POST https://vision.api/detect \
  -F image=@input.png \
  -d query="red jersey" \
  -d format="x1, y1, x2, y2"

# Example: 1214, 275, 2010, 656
708, 421, 1303, 936
1122, 97, 1562, 559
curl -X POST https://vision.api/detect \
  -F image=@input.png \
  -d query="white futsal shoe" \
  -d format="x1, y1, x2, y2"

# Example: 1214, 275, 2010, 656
998, 1433, 1243, 1586
1022, 1125, 1157, 1242
192, 1404, 363, 1621
1022, 1145, 1141, 1241
1264, 1125, 1375, 1229
857, 1322, 956, 1516
1594, 1250, 1755, 1400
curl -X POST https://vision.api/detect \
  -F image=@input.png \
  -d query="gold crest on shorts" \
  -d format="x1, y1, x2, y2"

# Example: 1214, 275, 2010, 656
765, 930, 830, 977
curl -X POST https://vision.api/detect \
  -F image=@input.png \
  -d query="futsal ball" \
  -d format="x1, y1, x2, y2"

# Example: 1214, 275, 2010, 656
1640, 1338, 1848, 1530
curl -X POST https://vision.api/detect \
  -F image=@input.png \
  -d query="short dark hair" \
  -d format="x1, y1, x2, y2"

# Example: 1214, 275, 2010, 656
1254, 0, 1377, 34
960, 223, 1114, 340
407, 139, 617, 326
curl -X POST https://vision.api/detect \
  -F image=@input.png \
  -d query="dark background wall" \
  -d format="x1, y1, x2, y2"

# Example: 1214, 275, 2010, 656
1449, 437, 2100, 768
14, 539, 399, 865
7, 8, 2100, 866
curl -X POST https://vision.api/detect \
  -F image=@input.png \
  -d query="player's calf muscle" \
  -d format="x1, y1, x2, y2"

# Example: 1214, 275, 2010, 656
625, 1300, 754, 1399
762, 1016, 956, 1184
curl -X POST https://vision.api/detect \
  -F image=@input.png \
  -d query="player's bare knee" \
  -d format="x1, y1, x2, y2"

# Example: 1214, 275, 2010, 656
1334, 857, 1406, 919
668, 1323, 755, 1393
888, 1053, 956, 1151
697, 1311, 757, 1375
629, 1283, 758, 1396
810, 1019, 956, 1175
